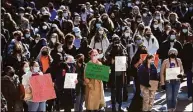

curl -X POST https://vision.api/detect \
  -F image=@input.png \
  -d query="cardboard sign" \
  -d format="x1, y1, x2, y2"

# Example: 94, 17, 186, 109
85, 62, 110, 82
166, 67, 181, 80
140, 54, 159, 68
64, 73, 77, 89
115, 56, 127, 71
29, 74, 56, 102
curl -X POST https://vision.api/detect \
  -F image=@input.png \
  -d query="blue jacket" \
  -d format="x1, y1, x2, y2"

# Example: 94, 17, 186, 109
138, 64, 159, 87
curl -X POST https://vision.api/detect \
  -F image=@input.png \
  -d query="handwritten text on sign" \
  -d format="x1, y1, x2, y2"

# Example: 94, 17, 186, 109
85, 62, 110, 82
29, 74, 56, 102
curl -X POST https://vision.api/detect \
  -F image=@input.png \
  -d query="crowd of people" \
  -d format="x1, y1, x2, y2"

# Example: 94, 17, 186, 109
1, 0, 193, 112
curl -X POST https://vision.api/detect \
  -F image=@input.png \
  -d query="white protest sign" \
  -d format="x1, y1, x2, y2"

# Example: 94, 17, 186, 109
64, 73, 77, 89
166, 67, 181, 80
115, 56, 127, 71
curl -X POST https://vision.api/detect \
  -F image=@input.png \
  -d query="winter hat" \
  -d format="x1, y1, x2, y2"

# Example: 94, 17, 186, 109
168, 48, 178, 56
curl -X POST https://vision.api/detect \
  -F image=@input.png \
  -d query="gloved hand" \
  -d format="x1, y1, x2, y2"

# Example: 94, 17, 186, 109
177, 74, 183, 79
161, 85, 166, 90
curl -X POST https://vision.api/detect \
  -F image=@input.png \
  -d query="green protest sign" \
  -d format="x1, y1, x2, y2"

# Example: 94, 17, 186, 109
85, 62, 110, 82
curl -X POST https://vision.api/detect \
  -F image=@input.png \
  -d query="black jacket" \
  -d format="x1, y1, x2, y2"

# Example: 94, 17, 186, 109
159, 40, 183, 61
182, 42, 193, 72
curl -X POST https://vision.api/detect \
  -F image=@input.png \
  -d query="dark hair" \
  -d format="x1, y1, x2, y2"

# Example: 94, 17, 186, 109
4, 66, 14, 74
143, 54, 154, 69
169, 29, 177, 35
20, 61, 29, 72
29, 61, 38, 67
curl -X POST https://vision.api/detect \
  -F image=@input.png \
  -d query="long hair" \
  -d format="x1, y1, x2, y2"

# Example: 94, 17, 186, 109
143, 54, 154, 69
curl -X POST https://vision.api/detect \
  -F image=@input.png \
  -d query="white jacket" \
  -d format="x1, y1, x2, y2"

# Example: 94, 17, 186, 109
142, 35, 159, 55
90, 37, 110, 54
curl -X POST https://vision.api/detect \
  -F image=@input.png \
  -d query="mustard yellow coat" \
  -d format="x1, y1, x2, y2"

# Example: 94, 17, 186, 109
84, 61, 106, 110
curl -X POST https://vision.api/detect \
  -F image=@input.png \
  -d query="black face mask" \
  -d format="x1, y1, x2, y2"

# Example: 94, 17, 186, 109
78, 58, 84, 63
42, 51, 48, 56
146, 34, 151, 37
8, 71, 15, 77
17, 36, 22, 41
169, 53, 176, 58
81, 8, 86, 13
68, 40, 73, 45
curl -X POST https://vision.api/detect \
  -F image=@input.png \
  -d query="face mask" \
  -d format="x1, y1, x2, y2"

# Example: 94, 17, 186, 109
42, 25, 48, 30
24, 67, 30, 73
124, 33, 130, 37
136, 1, 140, 5
58, 48, 63, 52
42, 51, 48, 56
135, 40, 143, 45
78, 58, 84, 63
68, 40, 73, 45
128, 3, 132, 7
154, 25, 159, 28
170, 35, 176, 40
75, 32, 81, 37
64, 12, 68, 17
8, 71, 15, 77
33, 67, 39, 73
143, 13, 147, 17
35, 39, 39, 43
25, 34, 30, 38
93, 55, 99, 60
137, 20, 141, 23
51, 38, 56, 43
182, 29, 188, 33
96, 23, 101, 28
19, 13, 24, 17
99, 31, 104, 35
155, 16, 160, 20
169, 53, 176, 58
150, 61, 154, 65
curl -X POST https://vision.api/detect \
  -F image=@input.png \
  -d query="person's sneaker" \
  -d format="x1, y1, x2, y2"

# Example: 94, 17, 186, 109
188, 96, 192, 101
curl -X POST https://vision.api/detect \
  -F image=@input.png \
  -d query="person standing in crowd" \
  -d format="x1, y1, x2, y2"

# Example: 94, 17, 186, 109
77, 37, 92, 63
16, 7, 30, 31
169, 12, 182, 33
3, 13, 17, 34
104, 35, 127, 112
84, 49, 105, 112
138, 55, 159, 111
48, 2, 57, 21
142, 27, 159, 55
149, 11, 164, 31
50, 43, 66, 62
23, 29, 34, 45
63, 34, 77, 57
90, 27, 110, 59
160, 48, 184, 112
128, 35, 147, 112
2, 66, 23, 112
72, 27, 83, 49
159, 29, 183, 62
36, 46, 53, 73
48, 33, 60, 50
22, 61, 46, 112
181, 27, 193, 101
74, 54, 86, 112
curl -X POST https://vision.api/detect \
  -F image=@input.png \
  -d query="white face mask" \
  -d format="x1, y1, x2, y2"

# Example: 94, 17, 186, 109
124, 33, 130, 37
136, 1, 140, 5
25, 34, 30, 38
24, 67, 30, 73
75, 32, 81, 37
19, 13, 24, 17
63, 12, 68, 17
155, 16, 160, 20
93, 55, 99, 60
170, 35, 176, 40
42, 25, 48, 30
51, 38, 56, 43
33, 67, 39, 73
182, 29, 188, 33
99, 31, 104, 35
58, 48, 63, 52
143, 13, 147, 17
128, 3, 132, 7
154, 25, 159, 28
35, 39, 39, 44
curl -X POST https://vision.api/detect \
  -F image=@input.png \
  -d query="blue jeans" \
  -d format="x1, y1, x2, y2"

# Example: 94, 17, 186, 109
165, 80, 180, 110
74, 90, 84, 112
26, 101, 46, 112
186, 71, 193, 98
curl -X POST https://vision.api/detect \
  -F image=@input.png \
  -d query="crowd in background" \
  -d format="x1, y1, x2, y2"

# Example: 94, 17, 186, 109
1, 0, 193, 112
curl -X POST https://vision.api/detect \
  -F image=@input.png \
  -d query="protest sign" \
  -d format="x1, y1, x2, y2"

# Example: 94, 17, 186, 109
29, 74, 56, 102
140, 54, 159, 68
85, 62, 110, 82
166, 67, 181, 80
64, 73, 78, 89
115, 56, 127, 71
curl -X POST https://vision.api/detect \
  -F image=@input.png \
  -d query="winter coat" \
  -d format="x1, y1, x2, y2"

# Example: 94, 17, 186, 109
142, 35, 159, 55
84, 61, 106, 110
